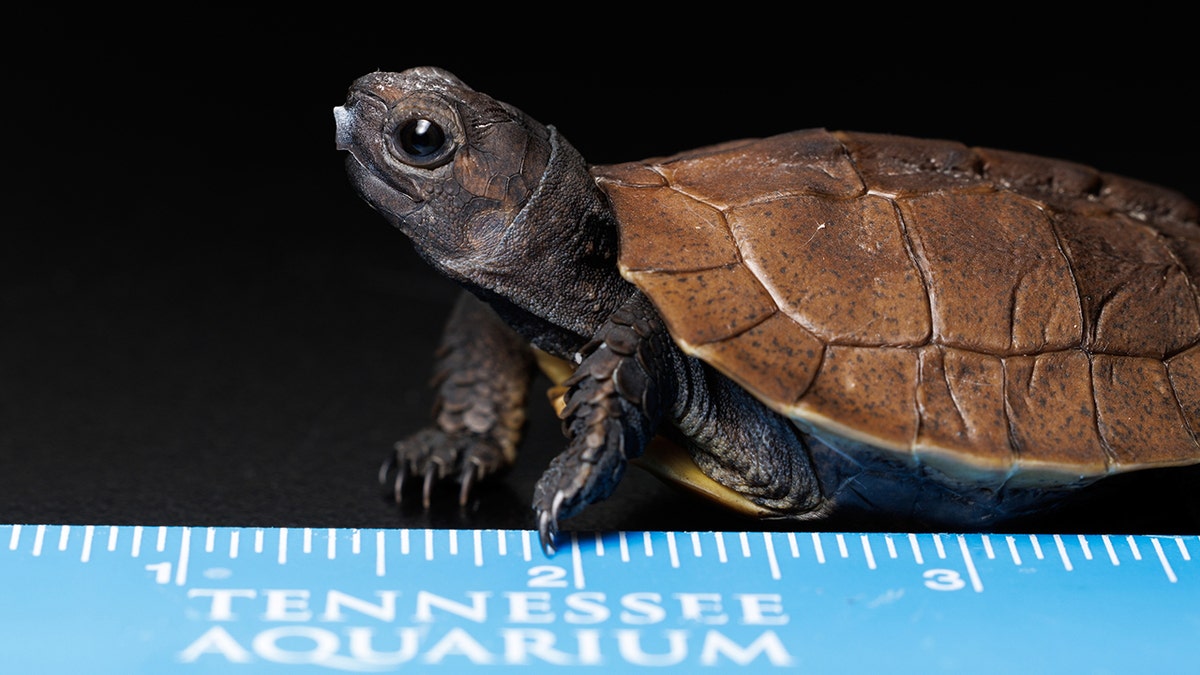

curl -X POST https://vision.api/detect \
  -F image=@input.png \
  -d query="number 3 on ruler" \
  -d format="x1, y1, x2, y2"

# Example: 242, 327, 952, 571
923, 568, 966, 591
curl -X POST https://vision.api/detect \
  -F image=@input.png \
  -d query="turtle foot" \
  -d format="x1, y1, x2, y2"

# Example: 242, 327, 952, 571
532, 435, 628, 555
380, 428, 506, 508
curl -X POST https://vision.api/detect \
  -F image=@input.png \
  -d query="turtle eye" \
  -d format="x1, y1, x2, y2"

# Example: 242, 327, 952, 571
392, 117, 453, 167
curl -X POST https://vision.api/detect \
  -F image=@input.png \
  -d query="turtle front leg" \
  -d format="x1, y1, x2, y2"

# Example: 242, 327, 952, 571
381, 291, 535, 507
534, 293, 678, 552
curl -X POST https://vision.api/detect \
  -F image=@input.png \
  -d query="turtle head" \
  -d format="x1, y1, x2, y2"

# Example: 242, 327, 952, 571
334, 67, 554, 281
336, 68, 630, 354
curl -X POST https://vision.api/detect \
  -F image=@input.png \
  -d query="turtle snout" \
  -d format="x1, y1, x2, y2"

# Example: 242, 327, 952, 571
333, 105, 355, 151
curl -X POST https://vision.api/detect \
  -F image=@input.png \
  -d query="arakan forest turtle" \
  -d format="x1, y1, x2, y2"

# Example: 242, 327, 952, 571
334, 67, 1200, 551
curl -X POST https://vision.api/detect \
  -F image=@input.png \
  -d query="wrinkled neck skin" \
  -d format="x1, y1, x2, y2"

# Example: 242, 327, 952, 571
431, 129, 636, 358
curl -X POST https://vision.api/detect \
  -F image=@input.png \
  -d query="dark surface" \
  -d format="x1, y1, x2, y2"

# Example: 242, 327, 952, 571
4, 29, 1199, 538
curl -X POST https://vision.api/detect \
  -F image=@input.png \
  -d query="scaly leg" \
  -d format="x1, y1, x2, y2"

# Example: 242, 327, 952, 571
534, 292, 827, 552
380, 291, 535, 507
532, 292, 678, 551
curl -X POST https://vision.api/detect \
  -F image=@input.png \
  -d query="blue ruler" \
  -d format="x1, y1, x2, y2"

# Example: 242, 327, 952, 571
1, 524, 1197, 673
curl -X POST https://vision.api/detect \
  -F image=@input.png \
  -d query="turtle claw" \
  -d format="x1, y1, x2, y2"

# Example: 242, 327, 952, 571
537, 495, 563, 555
458, 463, 480, 507
422, 463, 440, 509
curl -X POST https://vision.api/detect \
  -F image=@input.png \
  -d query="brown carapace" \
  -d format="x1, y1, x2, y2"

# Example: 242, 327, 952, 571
598, 129, 1200, 492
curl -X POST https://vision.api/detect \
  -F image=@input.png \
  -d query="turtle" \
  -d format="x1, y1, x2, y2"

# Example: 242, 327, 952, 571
334, 67, 1200, 552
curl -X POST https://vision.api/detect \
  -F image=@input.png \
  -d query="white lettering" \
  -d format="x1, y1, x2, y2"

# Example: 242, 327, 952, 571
504, 591, 555, 623
178, 625, 796, 668
422, 627, 496, 664
735, 593, 789, 625
178, 626, 253, 663
187, 588, 257, 621
576, 629, 602, 665
346, 627, 419, 666
263, 589, 311, 621
414, 591, 491, 623
502, 628, 573, 665
252, 626, 338, 664
322, 590, 398, 622
619, 592, 665, 624
699, 629, 793, 666
674, 593, 728, 624
564, 592, 609, 624
616, 629, 688, 666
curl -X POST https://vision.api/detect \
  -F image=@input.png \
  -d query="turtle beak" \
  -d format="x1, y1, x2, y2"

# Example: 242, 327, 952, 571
333, 105, 355, 151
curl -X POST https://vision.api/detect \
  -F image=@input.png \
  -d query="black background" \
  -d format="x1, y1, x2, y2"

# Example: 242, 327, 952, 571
4, 22, 1199, 538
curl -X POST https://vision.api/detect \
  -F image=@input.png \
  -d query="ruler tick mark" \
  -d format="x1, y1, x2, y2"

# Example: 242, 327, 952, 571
1006, 536, 1021, 565
254, 529, 264, 554
156, 526, 167, 553
303, 528, 312, 555
958, 535, 984, 592
714, 532, 727, 563
449, 530, 458, 556
175, 528, 191, 586
691, 531, 702, 558
229, 530, 240, 559
474, 530, 483, 567
375, 530, 386, 577
59, 525, 70, 552
352, 529, 361, 555
740, 532, 751, 558
811, 532, 826, 564
668, 532, 681, 568
107, 526, 118, 552
982, 535, 995, 560
571, 533, 585, 589
131, 526, 143, 558
643, 532, 654, 557
81, 526, 94, 563
522, 530, 532, 562
278, 528, 288, 565
33, 525, 46, 557
933, 534, 946, 559
497, 530, 507, 557
425, 529, 434, 561
1174, 537, 1190, 561
765, 533, 781, 580
788, 532, 800, 558
908, 533, 923, 565
1126, 535, 1142, 561
836, 534, 848, 559
885, 535, 897, 559
861, 535, 876, 570
327, 528, 336, 560
7, 524, 19, 551
205, 528, 215, 554
1151, 538, 1177, 583
619, 531, 630, 563
595, 532, 605, 557
1054, 534, 1073, 571
401, 529, 410, 556
1078, 535, 1093, 560
1029, 535, 1044, 560
1102, 535, 1119, 565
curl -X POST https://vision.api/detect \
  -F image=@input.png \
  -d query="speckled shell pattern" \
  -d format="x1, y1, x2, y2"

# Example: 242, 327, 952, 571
592, 129, 1200, 489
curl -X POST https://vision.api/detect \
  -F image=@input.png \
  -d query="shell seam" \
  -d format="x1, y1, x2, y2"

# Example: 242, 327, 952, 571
1085, 352, 1119, 474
